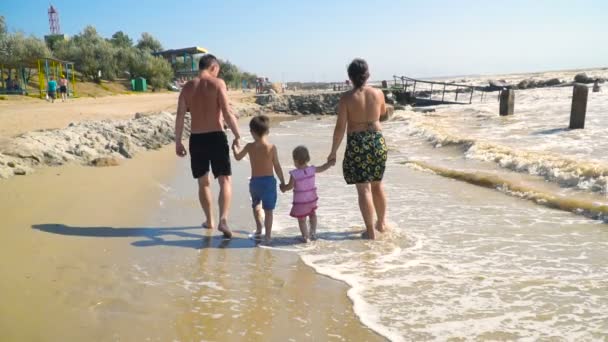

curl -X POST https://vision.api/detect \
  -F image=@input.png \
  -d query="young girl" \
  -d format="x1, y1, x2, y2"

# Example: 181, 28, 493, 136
280, 146, 333, 242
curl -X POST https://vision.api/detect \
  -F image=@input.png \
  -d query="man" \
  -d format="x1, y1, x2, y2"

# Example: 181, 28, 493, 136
174, 54, 242, 238
47, 76, 57, 103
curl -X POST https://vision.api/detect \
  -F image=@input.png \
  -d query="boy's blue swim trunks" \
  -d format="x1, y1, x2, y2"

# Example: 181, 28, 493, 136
249, 176, 277, 210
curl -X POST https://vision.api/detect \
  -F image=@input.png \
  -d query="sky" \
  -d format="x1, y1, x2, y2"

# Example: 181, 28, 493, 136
2, 0, 607, 82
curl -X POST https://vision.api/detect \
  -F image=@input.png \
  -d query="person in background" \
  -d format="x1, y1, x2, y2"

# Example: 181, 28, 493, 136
47, 76, 58, 103
59, 75, 68, 102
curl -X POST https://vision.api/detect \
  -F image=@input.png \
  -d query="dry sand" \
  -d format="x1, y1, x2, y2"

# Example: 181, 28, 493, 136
0, 93, 179, 138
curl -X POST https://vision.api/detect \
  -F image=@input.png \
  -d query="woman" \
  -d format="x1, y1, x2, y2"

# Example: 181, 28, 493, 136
327, 58, 388, 240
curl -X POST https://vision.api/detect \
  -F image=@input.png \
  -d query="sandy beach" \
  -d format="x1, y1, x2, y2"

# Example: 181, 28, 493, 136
0, 143, 382, 341
2, 68, 608, 340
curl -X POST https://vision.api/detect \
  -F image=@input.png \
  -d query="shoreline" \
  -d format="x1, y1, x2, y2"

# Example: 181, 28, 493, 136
0, 145, 384, 341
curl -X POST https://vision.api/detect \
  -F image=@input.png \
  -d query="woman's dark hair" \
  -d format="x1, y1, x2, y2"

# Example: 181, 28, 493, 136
250, 115, 270, 136
347, 58, 370, 89
292, 145, 310, 164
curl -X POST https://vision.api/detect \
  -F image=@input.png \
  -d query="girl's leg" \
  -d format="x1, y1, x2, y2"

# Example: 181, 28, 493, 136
264, 209, 273, 241
355, 183, 376, 239
252, 205, 263, 236
309, 212, 318, 240
297, 217, 309, 242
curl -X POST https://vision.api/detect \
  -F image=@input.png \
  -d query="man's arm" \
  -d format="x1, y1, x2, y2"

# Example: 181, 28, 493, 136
232, 143, 250, 161
328, 97, 348, 163
218, 79, 241, 145
175, 90, 188, 157
272, 145, 286, 185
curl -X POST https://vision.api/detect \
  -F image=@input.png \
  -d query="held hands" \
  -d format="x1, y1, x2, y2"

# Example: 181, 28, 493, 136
279, 183, 287, 193
176, 141, 187, 157
327, 151, 337, 166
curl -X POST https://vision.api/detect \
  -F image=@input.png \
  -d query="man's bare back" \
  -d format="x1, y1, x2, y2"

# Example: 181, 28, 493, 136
179, 75, 228, 134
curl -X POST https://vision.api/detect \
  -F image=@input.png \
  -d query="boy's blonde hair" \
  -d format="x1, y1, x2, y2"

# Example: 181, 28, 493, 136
292, 145, 310, 164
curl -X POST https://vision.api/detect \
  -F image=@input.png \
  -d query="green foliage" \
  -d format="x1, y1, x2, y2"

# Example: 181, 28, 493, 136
0, 31, 50, 67
110, 31, 133, 48
218, 59, 258, 89
0, 16, 6, 36
136, 32, 163, 53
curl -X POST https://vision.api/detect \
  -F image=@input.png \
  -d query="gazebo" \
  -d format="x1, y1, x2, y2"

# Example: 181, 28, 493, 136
153, 46, 208, 79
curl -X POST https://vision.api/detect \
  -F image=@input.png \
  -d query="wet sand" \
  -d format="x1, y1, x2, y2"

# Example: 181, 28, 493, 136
0, 141, 382, 340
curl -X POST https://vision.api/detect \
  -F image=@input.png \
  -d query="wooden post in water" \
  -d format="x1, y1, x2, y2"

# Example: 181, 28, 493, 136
469, 87, 474, 104
442, 84, 446, 102
499, 89, 514, 116
569, 84, 588, 129
381, 80, 388, 89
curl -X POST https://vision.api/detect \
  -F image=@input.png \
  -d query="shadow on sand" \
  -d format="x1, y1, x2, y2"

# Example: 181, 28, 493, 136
31, 224, 264, 250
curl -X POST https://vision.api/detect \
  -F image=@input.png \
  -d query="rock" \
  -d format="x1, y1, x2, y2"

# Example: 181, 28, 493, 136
7, 161, 15, 168
0, 167, 12, 179
574, 73, 594, 84
134, 112, 144, 119
90, 157, 120, 167
13, 168, 27, 175
543, 78, 562, 87
593, 81, 601, 93
517, 79, 531, 89
413, 107, 436, 113
488, 80, 511, 91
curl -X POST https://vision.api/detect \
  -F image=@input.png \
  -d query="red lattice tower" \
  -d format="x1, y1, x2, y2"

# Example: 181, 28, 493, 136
48, 5, 61, 34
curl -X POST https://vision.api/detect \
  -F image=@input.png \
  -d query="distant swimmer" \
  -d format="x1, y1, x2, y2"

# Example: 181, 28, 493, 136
327, 58, 389, 240
174, 54, 242, 238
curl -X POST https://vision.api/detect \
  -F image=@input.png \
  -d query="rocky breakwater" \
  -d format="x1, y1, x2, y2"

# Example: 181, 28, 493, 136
256, 91, 394, 121
255, 92, 342, 115
0, 112, 190, 179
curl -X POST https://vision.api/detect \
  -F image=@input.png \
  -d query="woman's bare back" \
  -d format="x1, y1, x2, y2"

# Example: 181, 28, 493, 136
342, 86, 386, 133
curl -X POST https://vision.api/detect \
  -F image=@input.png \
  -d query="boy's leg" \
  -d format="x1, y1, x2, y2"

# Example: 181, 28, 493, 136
309, 212, 318, 240
297, 217, 309, 242
253, 205, 263, 236
356, 183, 375, 240
264, 210, 273, 241
197, 174, 214, 229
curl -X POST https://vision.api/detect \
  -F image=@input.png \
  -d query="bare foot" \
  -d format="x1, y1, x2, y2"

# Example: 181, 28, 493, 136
202, 222, 213, 230
298, 236, 310, 244
252, 231, 262, 240
310, 233, 317, 241
375, 221, 387, 233
361, 230, 376, 240
218, 222, 233, 239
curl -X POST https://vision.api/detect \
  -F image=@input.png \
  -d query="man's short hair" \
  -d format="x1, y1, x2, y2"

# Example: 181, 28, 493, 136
199, 54, 219, 71
250, 115, 270, 136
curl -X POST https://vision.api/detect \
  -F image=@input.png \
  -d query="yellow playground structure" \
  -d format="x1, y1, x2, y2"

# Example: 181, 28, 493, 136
0, 57, 76, 98
37, 57, 76, 98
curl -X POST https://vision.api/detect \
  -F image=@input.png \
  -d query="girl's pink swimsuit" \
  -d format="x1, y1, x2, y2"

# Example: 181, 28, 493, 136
289, 166, 318, 218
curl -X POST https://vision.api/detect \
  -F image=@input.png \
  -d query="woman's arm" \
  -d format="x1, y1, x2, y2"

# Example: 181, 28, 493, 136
328, 97, 348, 163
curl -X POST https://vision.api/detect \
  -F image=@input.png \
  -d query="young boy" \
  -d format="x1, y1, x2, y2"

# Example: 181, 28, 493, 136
232, 115, 286, 242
